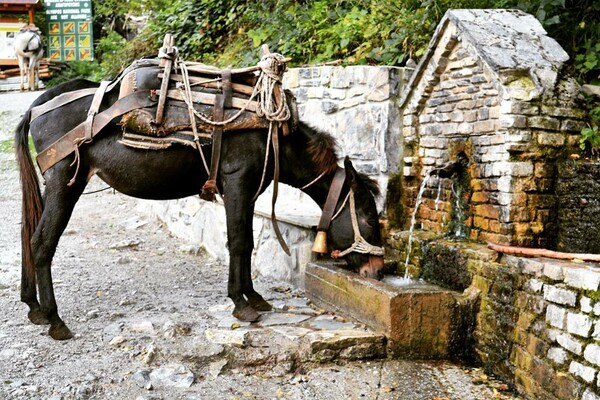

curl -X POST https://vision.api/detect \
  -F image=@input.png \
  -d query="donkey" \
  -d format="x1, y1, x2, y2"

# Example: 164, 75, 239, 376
15, 77, 386, 340
14, 26, 43, 92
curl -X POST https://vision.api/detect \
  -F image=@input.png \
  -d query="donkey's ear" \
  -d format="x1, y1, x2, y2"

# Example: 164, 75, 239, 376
344, 156, 360, 191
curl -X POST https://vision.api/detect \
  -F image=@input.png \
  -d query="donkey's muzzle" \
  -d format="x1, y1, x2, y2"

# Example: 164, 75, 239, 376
359, 255, 385, 280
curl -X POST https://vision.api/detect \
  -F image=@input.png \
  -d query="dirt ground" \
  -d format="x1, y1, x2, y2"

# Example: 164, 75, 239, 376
0, 90, 521, 400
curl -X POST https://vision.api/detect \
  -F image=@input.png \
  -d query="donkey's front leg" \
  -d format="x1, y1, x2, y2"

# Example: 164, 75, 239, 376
223, 192, 260, 322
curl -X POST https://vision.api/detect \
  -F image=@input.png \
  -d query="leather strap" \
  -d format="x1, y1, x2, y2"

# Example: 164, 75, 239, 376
200, 70, 232, 201
36, 90, 157, 174
84, 80, 110, 141
316, 167, 346, 232
270, 121, 290, 255
30, 88, 97, 122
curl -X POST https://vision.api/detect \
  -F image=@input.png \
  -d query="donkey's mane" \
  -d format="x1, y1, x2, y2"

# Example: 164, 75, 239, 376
299, 122, 380, 197
300, 121, 338, 176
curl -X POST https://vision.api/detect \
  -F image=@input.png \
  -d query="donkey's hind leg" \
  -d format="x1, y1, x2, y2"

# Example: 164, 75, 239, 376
17, 56, 25, 91
30, 167, 88, 340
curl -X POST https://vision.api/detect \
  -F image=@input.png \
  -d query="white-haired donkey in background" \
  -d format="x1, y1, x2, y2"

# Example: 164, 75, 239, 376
14, 26, 43, 91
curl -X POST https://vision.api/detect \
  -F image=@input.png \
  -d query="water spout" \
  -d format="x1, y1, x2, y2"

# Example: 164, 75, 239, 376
430, 155, 469, 179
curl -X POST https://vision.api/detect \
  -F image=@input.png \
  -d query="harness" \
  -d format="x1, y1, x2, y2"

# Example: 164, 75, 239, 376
304, 167, 385, 259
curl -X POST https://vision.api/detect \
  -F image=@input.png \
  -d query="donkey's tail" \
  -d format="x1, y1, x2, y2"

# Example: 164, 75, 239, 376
15, 109, 43, 290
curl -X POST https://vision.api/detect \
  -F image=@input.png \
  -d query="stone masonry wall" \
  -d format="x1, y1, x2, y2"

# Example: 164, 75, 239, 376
283, 65, 406, 209
462, 243, 600, 400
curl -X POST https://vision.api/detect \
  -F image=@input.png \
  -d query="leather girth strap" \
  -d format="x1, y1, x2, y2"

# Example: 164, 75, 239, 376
36, 90, 157, 174
200, 69, 232, 201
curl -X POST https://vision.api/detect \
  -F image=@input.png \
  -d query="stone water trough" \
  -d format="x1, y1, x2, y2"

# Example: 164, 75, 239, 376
305, 260, 475, 359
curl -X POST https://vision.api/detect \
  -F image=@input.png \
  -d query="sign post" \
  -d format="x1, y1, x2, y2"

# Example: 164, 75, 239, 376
45, 0, 93, 61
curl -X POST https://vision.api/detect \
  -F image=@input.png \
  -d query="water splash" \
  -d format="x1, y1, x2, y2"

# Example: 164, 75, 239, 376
403, 174, 431, 281
382, 275, 425, 287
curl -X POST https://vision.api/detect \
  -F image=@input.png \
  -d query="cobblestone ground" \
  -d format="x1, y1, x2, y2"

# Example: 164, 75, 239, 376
0, 90, 521, 399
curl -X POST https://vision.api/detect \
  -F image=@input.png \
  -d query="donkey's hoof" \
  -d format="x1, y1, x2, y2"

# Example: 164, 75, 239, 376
233, 305, 260, 322
247, 296, 272, 312
48, 323, 73, 340
28, 310, 50, 325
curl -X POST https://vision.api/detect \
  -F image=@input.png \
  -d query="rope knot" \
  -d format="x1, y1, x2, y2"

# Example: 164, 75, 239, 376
258, 53, 287, 81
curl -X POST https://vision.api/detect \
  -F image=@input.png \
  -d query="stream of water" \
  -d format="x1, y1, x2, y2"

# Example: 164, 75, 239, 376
402, 174, 432, 283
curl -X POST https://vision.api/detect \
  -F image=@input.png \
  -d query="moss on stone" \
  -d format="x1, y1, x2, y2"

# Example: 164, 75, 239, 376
420, 241, 471, 291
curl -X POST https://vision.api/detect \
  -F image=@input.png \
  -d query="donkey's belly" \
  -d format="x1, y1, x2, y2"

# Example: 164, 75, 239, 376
92, 142, 208, 200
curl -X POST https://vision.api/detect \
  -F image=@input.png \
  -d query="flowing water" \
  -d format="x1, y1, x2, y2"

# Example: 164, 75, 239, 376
434, 178, 443, 211
402, 174, 432, 282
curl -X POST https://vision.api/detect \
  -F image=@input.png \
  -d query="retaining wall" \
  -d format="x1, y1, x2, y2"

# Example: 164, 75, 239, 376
390, 237, 600, 400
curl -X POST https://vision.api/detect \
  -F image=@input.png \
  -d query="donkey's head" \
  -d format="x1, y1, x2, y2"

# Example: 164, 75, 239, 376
327, 158, 385, 279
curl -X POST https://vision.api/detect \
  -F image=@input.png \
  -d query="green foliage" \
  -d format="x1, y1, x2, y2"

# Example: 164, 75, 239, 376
44, 0, 600, 87
580, 103, 600, 158
45, 61, 103, 87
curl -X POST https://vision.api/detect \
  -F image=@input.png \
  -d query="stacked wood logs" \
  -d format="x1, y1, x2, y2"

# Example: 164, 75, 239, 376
0, 58, 55, 79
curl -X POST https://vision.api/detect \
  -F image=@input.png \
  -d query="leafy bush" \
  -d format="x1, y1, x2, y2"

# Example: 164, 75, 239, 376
580, 102, 600, 158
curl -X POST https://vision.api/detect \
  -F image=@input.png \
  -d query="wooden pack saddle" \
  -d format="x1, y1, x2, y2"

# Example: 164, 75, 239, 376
33, 34, 297, 203
117, 35, 297, 201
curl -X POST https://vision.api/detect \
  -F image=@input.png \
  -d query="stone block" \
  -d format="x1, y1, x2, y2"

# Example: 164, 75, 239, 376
546, 304, 567, 329
564, 267, 600, 291
543, 285, 576, 306
474, 119, 497, 133
584, 343, 600, 366
521, 259, 544, 277
583, 388, 600, 400
566, 312, 593, 338
543, 262, 566, 281
537, 133, 566, 147
569, 361, 596, 383
525, 278, 544, 293
301, 329, 386, 362
547, 347, 567, 365
581, 297, 593, 313
528, 116, 560, 131
305, 261, 459, 359
556, 333, 583, 355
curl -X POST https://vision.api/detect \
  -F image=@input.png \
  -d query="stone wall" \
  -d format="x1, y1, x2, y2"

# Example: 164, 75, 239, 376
283, 65, 406, 209
139, 65, 404, 286
403, 238, 600, 400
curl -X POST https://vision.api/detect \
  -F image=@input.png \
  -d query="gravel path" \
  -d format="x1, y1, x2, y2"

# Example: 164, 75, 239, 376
0, 89, 521, 400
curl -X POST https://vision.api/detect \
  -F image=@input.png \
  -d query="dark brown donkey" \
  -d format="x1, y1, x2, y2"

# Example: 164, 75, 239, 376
15, 78, 385, 340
